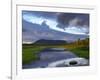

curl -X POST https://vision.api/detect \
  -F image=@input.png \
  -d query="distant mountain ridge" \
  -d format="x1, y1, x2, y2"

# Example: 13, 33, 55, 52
33, 39, 67, 45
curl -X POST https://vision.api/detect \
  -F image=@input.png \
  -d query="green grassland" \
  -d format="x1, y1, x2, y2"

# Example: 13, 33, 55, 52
22, 38, 89, 65
63, 38, 89, 59
22, 46, 45, 64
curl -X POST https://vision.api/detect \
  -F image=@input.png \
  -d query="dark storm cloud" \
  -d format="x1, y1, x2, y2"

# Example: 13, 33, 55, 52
57, 13, 89, 29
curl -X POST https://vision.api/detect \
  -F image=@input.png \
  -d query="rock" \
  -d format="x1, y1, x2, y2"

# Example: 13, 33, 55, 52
47, 57, 89, 67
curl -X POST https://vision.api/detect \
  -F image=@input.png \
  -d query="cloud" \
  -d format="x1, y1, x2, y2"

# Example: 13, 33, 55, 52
22, 19, 88, 43
22, 10, 57, 20
69, 18, 81, 26
22, 11, 89, 42
65, 26, 89, 35
57, 13, 89, 29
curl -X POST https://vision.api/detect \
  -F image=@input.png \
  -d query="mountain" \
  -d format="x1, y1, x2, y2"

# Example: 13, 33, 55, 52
34, 39, 67, 45
22, 20, 89, 43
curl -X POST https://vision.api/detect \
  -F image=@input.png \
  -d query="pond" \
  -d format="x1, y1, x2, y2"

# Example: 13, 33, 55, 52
23, 48, 77, 69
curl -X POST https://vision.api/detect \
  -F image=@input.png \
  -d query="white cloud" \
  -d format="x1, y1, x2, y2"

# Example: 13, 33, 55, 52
23, 14, 44, 25
22, 41, 33, 44
65, 26, 89, 35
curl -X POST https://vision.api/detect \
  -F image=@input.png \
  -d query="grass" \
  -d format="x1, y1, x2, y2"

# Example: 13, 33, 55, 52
68, 46, 89, 59
63, 38, 89, 59
22, 46, 44, 64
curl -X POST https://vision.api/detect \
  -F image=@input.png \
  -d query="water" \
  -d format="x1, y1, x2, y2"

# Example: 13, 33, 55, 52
23, 48, 77, 69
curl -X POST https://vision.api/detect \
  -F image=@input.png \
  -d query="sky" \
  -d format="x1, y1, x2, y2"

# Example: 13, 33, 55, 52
22, 11, 89, 43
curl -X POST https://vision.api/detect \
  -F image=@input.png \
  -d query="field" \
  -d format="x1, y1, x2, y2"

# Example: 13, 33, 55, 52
22, 38, 89, 65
